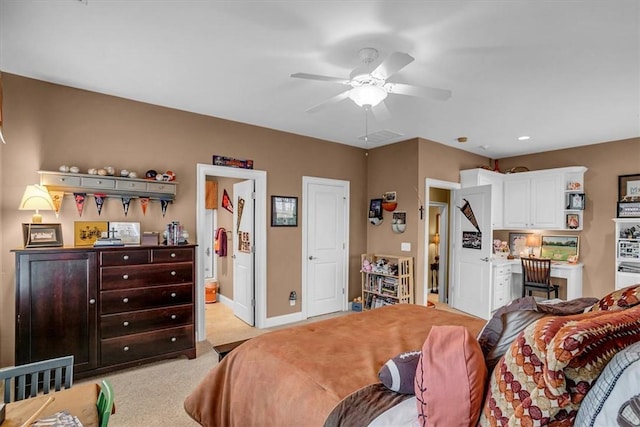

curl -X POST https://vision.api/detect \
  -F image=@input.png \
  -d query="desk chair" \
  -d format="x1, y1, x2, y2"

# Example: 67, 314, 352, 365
0, 355, 74, 403
521, 257, 559, 299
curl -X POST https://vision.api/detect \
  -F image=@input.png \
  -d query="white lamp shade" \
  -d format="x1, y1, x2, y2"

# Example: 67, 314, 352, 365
19, 184, 55, 222
348, 85, 388, 107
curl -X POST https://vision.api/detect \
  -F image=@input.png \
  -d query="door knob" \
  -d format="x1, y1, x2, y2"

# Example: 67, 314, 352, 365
480, 257, 489, 262
308, 256, 317, 260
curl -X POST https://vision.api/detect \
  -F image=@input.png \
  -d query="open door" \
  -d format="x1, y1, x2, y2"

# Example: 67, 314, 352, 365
450, 184, 493, 319
232, 179, 255, 326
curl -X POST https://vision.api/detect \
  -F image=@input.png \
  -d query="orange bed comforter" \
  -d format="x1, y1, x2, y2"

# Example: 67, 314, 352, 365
184, 304, 486, 427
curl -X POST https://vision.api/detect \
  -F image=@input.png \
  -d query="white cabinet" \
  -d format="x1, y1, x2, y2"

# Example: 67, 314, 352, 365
492, 263, 512, 311
614, 218, 640, 290
501, 167, 586, 230
460, 168, 503, 228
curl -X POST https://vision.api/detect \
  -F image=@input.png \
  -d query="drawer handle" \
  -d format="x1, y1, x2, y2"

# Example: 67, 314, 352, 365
122, 297, 129, 303
123, 321, 129, 327
123, 274, 129, 280
60, 178, 66, 182
123, 255, 129, 260
171, 314, 177, 320
170, 293, 177, 298
89, 298, 96, 304
171, 337, 177, 342
171, 271, 176, 276
97, 180, 102, 184
123, 346, 130, 352
171, 253, 176, 258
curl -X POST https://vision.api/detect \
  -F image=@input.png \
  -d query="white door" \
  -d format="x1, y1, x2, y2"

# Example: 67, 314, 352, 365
451, 185, 493, 319
304, 178, 348, 317
233, 180, 255, 325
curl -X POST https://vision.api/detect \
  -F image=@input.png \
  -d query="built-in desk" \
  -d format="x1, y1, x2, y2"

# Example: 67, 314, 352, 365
493, 259, 584, 301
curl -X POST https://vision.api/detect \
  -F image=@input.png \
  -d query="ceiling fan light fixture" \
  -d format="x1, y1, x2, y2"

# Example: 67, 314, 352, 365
348, 85, 388, 107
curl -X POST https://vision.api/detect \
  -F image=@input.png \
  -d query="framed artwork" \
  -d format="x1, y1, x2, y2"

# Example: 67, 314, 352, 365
368, 198, 383, 219
383, 191, 397, 202
541, 235, 579, 262
618, 173, 640, 202
567, 193, 585, 210
22, 223, 63, 248
566, 214, 580, 229
74, 221, 109, 246
271, 196, 298, 227
509, 232, 532, 257
109, 221, 141, 245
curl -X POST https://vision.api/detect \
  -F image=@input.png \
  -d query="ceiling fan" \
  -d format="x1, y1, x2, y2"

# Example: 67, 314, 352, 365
291, 47, 452, 115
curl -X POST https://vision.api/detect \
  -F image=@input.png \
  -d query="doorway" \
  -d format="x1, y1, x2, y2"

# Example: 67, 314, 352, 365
424, 178, 460, 306
195, 164, 267, 342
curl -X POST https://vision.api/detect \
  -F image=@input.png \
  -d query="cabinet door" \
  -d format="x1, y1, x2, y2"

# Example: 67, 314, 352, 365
16, 251, 98, 372
503, 177, 530, 228
530, 173, 563, 229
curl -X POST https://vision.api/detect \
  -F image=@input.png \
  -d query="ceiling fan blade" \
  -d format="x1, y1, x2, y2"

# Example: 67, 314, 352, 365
371, 101, 391, 122
291, 73, 351, 85
385, 82, 452, 101
305, 90, 351, 113
370, 52, 414, 80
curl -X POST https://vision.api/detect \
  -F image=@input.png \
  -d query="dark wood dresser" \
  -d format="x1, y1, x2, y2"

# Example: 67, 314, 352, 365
13, 245, 196, 378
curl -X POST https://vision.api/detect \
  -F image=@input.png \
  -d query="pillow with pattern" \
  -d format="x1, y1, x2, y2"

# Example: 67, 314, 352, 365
479, 304, 640, 426
589, 284, 640, 311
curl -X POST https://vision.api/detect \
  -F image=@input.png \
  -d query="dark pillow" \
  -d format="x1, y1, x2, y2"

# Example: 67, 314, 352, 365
378, 350, 421, 394
476, 296, 537, 357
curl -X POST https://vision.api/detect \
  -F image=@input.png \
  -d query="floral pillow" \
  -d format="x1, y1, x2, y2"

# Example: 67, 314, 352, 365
589, 284, 640, 311
479, 304, 640, 426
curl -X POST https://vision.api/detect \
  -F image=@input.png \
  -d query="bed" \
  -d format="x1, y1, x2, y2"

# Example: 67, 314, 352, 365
183, 303, 486, 427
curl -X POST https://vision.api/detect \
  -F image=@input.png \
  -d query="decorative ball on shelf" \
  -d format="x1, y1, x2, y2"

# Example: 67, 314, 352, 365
120, 169, 130, 177
104, 166, 115, 176
145, 170, 158, 179
69, 166, 80, 173
128, 171, 138, 178
87, 168, 98, 175
164, 170, 176, 181
59, 165, 70, 173
382, 201, 397, 212
97, 169, 107, 176
156, 173, 165, 181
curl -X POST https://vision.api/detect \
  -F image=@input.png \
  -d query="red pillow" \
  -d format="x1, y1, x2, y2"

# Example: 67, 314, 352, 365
414, 325, 488, 427
590, 284, 640, 311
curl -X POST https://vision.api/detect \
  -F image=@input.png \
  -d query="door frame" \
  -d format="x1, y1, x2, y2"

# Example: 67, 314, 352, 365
195, 164, 267, 341
424, 178, 460, 306
301, 176, 350, 319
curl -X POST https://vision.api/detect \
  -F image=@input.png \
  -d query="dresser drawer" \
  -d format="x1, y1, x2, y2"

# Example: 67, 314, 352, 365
115, 179, 147, 191
100, 304, 193, 339
100, 284, 193, 314
100, 262, 193, 290
100, 249, 150, 267
147, 182, 176, 195
101, 325, 194, 365
152, 247, 194, 263
81, 177, 116, 189
40, 173, 81, 187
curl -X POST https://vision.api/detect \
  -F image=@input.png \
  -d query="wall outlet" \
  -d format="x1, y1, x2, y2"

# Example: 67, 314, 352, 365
289, 291, 296, 306
401, 242, 411, 252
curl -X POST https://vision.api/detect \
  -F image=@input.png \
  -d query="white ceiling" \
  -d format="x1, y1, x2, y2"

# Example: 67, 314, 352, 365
1, 1, 638, 158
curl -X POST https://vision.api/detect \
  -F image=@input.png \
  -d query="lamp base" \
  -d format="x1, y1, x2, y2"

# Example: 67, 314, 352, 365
32, 213, 43, 223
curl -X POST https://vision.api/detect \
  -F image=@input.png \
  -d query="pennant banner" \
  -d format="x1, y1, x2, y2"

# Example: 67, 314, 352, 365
161, 199, 171, 217
94, 193, 106, 216
50, 190, 64, 217
74, 193, 86, 217
140, 197, 149, 215
121, 196, 131, 216
222, 189, 233, 213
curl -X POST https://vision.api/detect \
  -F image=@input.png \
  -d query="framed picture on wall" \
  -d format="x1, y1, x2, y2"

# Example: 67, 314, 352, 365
509, 232, 532, 257
271, 196, 298, 226
541, 235, 579, 262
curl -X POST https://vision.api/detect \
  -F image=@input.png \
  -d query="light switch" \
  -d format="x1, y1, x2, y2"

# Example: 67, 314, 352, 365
401, 242, 411, 252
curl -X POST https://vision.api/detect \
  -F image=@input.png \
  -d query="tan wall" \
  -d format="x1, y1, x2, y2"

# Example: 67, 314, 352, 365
497, 138, 640, 299
0, 73, 368, 365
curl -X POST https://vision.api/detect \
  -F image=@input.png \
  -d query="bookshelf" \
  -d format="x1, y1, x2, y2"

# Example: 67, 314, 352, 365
361, 254, 414, 310
614, 218, 640, 290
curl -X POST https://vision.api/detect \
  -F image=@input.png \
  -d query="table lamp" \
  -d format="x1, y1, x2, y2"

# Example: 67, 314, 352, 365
526, 234, 541, 257
19, 184, 55, 223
